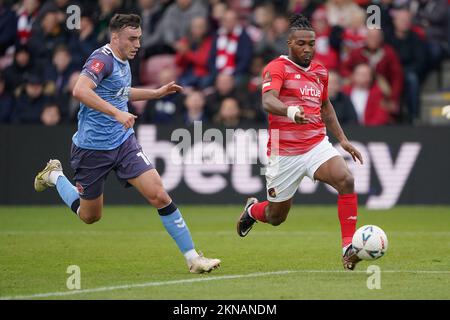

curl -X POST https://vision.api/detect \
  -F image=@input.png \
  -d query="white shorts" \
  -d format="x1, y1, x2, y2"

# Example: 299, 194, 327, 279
265, 136, 341, 202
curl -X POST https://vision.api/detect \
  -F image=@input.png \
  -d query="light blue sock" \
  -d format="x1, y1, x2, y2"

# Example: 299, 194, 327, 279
56, 175, 80, 214
158, 202, 195, 254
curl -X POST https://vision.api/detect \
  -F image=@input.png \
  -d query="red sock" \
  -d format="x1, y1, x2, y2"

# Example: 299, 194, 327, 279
249, 201, 269, 223
338, 193, 358, 248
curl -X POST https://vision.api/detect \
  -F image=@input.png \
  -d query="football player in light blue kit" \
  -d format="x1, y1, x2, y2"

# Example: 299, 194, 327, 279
34, 14, 220, 273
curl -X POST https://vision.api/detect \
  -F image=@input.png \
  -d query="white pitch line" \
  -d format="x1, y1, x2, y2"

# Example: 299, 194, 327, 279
1, 269, 450, 300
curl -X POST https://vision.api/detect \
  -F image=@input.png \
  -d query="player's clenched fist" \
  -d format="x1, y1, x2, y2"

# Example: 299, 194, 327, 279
287, 106, 309, 124
115, 110, 137, 129
294, 107, 309, 124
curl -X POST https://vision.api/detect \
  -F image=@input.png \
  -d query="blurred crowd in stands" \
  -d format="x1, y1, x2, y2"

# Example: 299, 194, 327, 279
0, 0, 449, 127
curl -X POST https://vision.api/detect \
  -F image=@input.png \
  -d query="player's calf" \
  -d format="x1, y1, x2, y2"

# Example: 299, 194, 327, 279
266, 211, 288, 226
265, 201, 290, 226
77, 197, 103, 224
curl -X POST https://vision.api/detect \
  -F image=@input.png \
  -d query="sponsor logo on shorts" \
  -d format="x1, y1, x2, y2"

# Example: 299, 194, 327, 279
268, 187, 276, 198
76, 182, 84, 195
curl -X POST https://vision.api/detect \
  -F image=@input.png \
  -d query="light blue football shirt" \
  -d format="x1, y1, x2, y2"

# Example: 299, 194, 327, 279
72, 44, 134, 150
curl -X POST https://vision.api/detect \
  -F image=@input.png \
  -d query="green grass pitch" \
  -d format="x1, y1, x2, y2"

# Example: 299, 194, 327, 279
0, 205, 449, 299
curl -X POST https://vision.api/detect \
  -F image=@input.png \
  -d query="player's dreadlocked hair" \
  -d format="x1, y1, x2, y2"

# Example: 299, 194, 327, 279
289, 14, 314, 33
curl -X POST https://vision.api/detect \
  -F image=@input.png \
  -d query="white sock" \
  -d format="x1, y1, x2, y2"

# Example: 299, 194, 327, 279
247, 204, 255, 219
49, 171, 64, 185
184, 249, 200, 262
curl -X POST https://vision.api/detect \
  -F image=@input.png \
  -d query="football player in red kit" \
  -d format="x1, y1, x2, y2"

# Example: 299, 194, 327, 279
236, 14, 364, 270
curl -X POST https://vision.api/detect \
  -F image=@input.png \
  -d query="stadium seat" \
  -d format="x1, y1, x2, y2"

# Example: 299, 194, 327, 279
139, 54, 177, 87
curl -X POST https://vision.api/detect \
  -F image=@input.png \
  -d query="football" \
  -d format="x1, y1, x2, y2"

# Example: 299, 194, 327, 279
352, 225, 388, 260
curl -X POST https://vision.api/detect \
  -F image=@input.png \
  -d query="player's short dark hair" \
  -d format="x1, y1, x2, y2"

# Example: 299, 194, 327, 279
289, 13, 313, 33
109, 14, 141, 33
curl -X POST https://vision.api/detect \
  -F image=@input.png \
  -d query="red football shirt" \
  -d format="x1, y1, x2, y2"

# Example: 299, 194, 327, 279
262, 55, 329, 156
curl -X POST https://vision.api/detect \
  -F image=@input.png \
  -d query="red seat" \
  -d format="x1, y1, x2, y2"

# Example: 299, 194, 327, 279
139, 54, 177, 87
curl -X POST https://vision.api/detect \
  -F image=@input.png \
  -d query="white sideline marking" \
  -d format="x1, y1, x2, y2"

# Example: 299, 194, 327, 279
1, 269, 450, 300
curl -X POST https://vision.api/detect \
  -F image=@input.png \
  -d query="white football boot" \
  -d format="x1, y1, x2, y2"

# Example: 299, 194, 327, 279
188, 253, 221, 274
34, 159, 63, 192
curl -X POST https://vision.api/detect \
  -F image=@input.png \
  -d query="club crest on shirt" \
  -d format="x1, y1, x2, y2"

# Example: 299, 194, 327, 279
89, 59, 105, 74
268, 187, 277, 198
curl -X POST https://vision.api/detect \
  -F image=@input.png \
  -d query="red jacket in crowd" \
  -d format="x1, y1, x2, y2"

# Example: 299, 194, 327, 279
175, 35, 213, 77
341, 44, 404, 104
342, 84, 393, 126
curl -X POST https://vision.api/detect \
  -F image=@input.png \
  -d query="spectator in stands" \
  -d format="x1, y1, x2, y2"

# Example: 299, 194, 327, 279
208, 9, 253, 87
208, 0, 228, 32
328, 70, 358, 124
56, 70, 80, 122
372, 0, 395, 36
226, 0, 253, 21
247, 3, 275, 45
11, 73, 47, 124
175, 16, 213, 89
135, 0, 165, 53
288, 0, 319, 21
27, 8, 67, 66
3, 44, 36, 95
67, 12, 99, 69
180, 90, 208, 126
141, 68, 184, 124
325, 0, 365, 28
311, 7, 339, 71
40, 99, 61, 126
37, 0, 74, 27
95, 0, 123, 45
410, 0, 449, 76
45, 45, 75, 97
254, 0, 288, 15
142, 0, 208, 57
16, 0, 41, 45
205, 72, 249, 119
341, 28, 404, 107
385, 8, 427, 122
342, 63, 396, 126
340, 9, 367, 61
248, 55, 265, 93
0, 0, 17, 56
213, 97, 245, 128
247, 55, 267, 123
0, 73, 13, 123
255, 13, 290, 60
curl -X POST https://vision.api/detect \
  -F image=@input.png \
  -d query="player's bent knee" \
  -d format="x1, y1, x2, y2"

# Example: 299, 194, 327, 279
338, 173, 354, 194
78, 207, 102, 224
80, 214, 101, 224
147, 189, 171, 208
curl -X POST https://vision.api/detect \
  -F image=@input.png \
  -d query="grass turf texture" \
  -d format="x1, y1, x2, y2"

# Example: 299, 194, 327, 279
0, 205, 449, 299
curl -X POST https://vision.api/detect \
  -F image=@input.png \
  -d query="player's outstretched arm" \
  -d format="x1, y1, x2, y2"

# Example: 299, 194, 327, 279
73, 75, 137, 129
129, 81, 183, 101
321, 99, 363, 164
262, 90, 309, 124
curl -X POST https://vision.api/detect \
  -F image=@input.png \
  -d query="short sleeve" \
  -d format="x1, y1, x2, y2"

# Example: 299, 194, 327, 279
261, 61, 285, 94
80, 51, 114, 86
